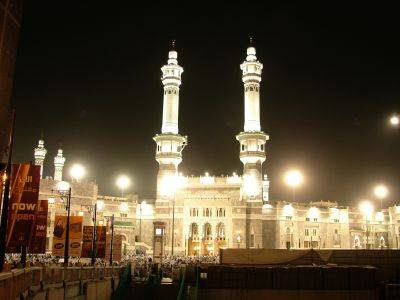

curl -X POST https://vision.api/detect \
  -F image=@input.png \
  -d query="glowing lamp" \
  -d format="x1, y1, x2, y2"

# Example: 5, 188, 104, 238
308, 207, 319, 219
116, 175, 131, 190
359, 201, 374, 220
390, 115, 399, 126
70, 164, 85, 180
285, 170, 303, 187
160, 174, 178, 197
374, 185, 388, 199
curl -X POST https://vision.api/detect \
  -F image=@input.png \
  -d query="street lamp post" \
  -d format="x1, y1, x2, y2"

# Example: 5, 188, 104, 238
52, 183, 72, 267
139, 202, 142, 243
359, 201, 374, 250
91, 203, 97, 265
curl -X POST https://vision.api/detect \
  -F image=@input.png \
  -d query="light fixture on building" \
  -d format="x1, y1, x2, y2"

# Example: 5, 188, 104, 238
359, 201, 374, 221
376, 211, 384, 222
119, 202, 129, 212
308, 207, 319, 219
243, 174, 257, 197
96, 200, 105, 211
283, 204, 294, 217
56, 181, 70, 192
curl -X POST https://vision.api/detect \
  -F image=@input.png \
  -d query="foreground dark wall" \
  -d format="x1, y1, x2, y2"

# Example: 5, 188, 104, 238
0, 0, 23, 160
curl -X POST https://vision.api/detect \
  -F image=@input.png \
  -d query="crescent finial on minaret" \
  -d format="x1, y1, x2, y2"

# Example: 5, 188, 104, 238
171, 39, 176, 50
249, 36, 253, 46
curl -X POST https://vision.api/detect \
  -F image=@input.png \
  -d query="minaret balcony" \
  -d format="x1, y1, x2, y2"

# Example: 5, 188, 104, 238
236, 131, 269, 142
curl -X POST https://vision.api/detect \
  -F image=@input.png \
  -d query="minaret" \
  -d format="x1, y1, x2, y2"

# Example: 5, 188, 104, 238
153, 41, 187, 199
34, 138, 47, 179
236, 39, 269, 201
54, 148, 66, 181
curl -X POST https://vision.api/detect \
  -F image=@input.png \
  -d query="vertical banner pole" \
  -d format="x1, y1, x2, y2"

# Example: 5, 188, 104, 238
91, 203, 97, 265
64, 188, 71, 267
0, 109, 15, 271
109, 214, 114, 266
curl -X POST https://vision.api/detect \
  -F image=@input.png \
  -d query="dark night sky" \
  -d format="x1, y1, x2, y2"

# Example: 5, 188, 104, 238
11, 3, 400, 206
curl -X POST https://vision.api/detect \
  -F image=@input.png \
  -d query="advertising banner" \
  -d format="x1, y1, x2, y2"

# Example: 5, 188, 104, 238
52, 215, 83, 257
96, 226, 106, 258
28, 200, 48, 253
105, 234, 123, 261
81, 226, 106, 258
5, 164, 42, 253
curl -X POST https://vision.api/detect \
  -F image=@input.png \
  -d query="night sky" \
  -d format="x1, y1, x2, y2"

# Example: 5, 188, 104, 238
11, 3, 400, 206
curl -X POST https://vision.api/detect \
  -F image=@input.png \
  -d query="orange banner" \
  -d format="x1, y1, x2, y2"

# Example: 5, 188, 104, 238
52, 215, 83, 257
81, 226, 106, 258
105, 234, 123, 261
6, 164, 42, 253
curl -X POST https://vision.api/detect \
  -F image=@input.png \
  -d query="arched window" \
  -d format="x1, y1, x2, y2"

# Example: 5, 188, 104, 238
217, 223, 225, 237
204, 223, 212, 237
190, 223, 198, 236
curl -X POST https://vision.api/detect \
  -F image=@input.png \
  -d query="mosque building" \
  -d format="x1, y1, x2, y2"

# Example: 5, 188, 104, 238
34, 42, 400, 255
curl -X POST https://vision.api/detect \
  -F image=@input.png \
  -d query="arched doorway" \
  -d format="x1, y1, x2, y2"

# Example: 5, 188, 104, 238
188, 223, 200, 256
202, 223, 213, 255
214, 222, 227, 252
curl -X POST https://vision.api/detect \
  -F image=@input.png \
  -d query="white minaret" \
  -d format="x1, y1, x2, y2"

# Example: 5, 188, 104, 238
153, 42, 187, 199
54, 148, 66, 181
236, 39, 269, 201
34, 138, 47, 179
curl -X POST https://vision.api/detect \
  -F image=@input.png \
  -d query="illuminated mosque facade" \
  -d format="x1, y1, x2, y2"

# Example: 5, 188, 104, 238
34, 42, 400, 255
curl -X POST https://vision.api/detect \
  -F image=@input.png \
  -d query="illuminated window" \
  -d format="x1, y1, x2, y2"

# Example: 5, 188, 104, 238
305, 229, 309, 236
306, 217, 310, 222
313, 218, 318, 222
312, 229, 317, 236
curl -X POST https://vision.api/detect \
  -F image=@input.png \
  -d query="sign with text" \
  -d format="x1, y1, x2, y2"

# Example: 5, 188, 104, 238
28, 200, 48, 253
81, 226, 107, 258
52, 215, 83, 257
105, 234, 123, 261
5, 164, 42, 253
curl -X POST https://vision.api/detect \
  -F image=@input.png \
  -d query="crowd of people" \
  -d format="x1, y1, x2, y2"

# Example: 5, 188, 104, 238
3, 252, 219, 278
131, 254, 219, 281
3, 253, 132, 270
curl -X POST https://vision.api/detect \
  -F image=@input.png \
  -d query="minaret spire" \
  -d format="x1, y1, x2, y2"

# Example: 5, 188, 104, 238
54, 145, 66, 181
34, 137, 47, 179
236, 40, 269, 201
153, 43, 187, 198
